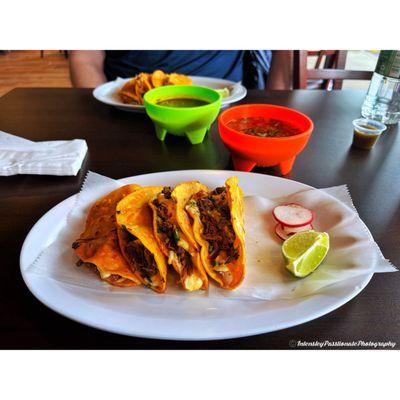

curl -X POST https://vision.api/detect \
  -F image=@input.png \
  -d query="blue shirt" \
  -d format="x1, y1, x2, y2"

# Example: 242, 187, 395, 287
104, 50, 245, 82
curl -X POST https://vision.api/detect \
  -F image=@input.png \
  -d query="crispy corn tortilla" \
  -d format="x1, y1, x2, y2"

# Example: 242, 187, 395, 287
172, 181, 209, 249
73, 184, 142, 287
149, 186, 208, 291
151, 69, 167, 87
116, 187, 168, 293
118, 70, 192, 105
119, 78, 139, 103
167, 73, 192, 86
186, 177, 245, 290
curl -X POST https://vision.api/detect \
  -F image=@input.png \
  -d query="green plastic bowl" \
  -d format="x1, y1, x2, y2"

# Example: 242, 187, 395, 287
143, 85, 221, 144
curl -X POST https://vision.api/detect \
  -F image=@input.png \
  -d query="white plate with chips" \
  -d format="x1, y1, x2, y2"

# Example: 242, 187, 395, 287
93, 76, 247, 112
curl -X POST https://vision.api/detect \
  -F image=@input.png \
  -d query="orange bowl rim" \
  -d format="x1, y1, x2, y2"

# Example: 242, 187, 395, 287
218, 103, 314, 141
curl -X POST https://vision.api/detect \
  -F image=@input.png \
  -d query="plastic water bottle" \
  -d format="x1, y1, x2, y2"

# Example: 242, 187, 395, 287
361, 51, 400, 124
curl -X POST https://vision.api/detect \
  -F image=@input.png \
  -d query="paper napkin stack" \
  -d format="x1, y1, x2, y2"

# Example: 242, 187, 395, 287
0, 131, 88, 176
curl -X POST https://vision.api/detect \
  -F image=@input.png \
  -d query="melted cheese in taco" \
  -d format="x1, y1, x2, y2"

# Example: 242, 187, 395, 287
150, 187, 207, 291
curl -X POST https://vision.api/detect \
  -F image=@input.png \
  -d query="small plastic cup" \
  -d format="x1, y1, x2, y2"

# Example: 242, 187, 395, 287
352, 118, 387, 150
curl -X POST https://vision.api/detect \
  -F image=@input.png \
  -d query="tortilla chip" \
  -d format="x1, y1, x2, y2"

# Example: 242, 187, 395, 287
151, 70, 167, 87
167, 73, 192, 86
118, 70, 192, 104
119, 78, 139, 104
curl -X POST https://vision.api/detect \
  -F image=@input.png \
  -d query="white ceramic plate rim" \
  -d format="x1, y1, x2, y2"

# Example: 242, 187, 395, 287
92, 76, 247, 112
20, 170, 373, 341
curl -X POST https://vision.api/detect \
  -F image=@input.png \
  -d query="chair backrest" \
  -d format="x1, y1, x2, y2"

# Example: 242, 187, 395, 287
293, 50, 373, 90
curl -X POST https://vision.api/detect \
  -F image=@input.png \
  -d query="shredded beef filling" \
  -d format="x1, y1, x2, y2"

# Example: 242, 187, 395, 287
108, 274, 122, 282
76, 260, 96, 269
153, 188, 194, 275
194, 188, 238, 264
122, 229, 159, 282
161, 186, 172, 199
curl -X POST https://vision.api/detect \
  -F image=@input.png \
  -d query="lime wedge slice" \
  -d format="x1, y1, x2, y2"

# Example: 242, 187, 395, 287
216, 88, 230, 98
282, 231, 329, 278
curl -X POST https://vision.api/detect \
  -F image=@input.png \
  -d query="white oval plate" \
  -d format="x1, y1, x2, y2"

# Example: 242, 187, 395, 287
92, 76, 247, 112
20, 170, 372, 341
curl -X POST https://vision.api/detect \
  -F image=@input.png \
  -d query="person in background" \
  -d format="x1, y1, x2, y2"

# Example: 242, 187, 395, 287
69, 50, 293, 90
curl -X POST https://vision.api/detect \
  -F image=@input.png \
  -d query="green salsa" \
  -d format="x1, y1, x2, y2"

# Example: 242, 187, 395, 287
352, 124, 381, 149
157, 98, 210, 108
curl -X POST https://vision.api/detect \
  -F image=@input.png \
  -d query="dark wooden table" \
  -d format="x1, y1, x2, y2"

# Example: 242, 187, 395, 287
1, 88, 399, 349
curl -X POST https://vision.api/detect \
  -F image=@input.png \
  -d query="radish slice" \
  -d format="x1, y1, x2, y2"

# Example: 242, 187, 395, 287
273, 203, 313, 227
283, 223, 313, 234
275, 223, 290, 240
275, 223, 314, 241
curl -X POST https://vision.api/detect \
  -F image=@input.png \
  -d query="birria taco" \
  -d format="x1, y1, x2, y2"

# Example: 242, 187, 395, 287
185, 176, 245, 290
116, 187, 168, 293
149, 186, 208, 291
72, 184, 142, 287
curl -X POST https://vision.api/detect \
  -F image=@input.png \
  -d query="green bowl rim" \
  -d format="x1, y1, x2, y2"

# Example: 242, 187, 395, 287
143, 85, 221, 111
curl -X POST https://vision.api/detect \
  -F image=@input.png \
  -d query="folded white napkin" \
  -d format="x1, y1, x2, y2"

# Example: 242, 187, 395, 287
0, 131, 88, 176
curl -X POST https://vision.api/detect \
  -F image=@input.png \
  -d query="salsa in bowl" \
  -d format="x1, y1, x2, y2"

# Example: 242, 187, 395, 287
227, 117, 302, 138
144, 85, 221, 144
218, 104, 313, 174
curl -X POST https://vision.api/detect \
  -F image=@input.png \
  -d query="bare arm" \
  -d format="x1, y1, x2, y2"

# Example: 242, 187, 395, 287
266, 50, 293, 90
69, 50, 107, 88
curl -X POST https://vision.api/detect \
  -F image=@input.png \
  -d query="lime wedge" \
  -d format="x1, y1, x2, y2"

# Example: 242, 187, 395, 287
282, 231, 329, 278
216, 88, 230, 98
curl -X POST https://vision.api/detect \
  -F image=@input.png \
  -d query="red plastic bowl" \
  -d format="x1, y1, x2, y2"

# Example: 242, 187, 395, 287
218, 104, 314, 175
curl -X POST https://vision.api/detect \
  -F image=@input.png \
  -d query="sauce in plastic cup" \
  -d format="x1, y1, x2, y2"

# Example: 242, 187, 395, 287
352, 118, 387, 150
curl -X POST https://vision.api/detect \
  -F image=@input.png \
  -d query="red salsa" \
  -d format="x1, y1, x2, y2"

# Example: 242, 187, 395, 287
227, 117, 301, 138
